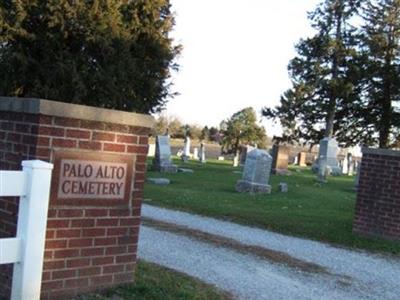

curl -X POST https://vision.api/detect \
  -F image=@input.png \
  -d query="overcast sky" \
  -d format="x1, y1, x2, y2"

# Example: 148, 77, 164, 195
162, 0, 320, 136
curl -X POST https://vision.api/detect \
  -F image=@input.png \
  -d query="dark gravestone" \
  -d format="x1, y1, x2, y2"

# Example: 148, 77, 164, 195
152, 135, 177, 173
271, 145, 290, 174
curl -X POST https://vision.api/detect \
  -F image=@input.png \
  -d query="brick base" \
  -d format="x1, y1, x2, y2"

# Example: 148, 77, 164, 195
353, 148, 400, 241
0, 98, 153, 299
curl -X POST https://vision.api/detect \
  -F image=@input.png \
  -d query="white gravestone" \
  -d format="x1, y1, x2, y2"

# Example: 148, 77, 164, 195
347, 153, 354, 176
235, 149, 272, 194
199, 143, 206, 163
233, 153, 239, 167
279, 182, 288, 193
193, 147, 199, 160
182, 136, 191, 162
152, 135, 178, 173
147, 143, 156, 157
342, 154, 349, 175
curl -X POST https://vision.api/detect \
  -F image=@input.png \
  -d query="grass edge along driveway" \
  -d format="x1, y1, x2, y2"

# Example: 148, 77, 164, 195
76, 260, 232, 300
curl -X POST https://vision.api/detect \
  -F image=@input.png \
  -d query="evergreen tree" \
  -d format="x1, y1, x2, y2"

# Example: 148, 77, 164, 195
200, 126, 209, 141
221, 107, 267, 154
360, 0, 400, 148
0, 0, 180, 113
208, 126, 220, 142
263, 0, 362, 147
154, 114, 169, 135
185, 124, 202, 140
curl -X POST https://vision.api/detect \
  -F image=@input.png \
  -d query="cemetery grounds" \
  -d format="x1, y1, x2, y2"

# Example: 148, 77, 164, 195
144, 158, 400, 255
83, 157, 400, 300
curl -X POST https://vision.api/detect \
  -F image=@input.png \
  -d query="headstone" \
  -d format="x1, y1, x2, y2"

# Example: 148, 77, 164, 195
315, 138, 341, 180
176, 149, 183, 157
147, 178, 170, 185
342, 154, 349, 175
199, 143, 206, 163
178, 168, 194, 173
298, 152, 307, 167
233, 153, 240, 167
348, 153, 354, 176
147, 143, 156, 157
293, 155, 298, 165
182, 136, 191, 162
235, 149, 272, 194
271, 144, 290, 174
193, 147, 199, 160
279, 182, 288, 193
239, 145, 256, 166
317, 159, 328, 183
152, 135, 178, 173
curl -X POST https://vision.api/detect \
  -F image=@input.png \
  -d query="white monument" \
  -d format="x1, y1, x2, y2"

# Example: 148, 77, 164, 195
348, 153, 354, 176
182, 136, 191, 162
233, 153, 239, 167
193, 147, 199, 160
199, 143, 206, 163
147, 143, 156, 157
342, 154, 349, 175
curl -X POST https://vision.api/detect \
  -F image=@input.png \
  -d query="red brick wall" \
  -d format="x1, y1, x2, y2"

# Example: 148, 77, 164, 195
353, 148, 400, 241
0, 111, 150, 299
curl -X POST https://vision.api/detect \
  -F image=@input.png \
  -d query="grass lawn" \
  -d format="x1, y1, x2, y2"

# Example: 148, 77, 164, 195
78, 260, 231, 300
144, 158, 400, 255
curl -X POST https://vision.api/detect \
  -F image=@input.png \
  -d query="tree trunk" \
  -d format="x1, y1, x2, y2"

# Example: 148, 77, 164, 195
379, 54, 393, 148
324, 0, 343, 139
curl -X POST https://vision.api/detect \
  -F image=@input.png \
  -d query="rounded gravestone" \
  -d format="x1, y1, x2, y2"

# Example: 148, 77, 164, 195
235, 149, 272, 194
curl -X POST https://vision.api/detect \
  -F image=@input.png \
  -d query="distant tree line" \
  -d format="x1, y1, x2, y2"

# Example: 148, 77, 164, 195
263, 0, 400, 149
153, 114, 221, 142
154, 107, 268, 155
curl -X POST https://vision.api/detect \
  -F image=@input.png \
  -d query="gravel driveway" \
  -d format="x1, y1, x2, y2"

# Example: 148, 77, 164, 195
138, 204, 400, 300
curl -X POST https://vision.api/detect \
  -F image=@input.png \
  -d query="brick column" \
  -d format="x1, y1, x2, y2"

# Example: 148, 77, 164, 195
353, 147, 400, 241
0, 97, 154, 299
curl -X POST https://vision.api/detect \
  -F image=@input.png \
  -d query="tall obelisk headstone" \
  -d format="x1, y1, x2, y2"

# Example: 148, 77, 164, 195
199, 142, 206, 163
182, 136, 191, 162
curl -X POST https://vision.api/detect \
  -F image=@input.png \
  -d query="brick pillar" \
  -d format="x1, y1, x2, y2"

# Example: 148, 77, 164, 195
0, 97, 154, 299
353, 147, 400, 241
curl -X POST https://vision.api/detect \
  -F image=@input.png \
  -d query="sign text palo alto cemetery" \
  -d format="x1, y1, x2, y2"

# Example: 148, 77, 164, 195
52, 151, 134, 205
58, 160, 127, 199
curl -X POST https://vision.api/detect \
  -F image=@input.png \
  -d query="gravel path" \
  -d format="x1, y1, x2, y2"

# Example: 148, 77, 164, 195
138, 204, 400, 300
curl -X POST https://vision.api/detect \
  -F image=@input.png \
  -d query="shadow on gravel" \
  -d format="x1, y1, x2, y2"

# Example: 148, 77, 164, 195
142, 217, 328, 275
